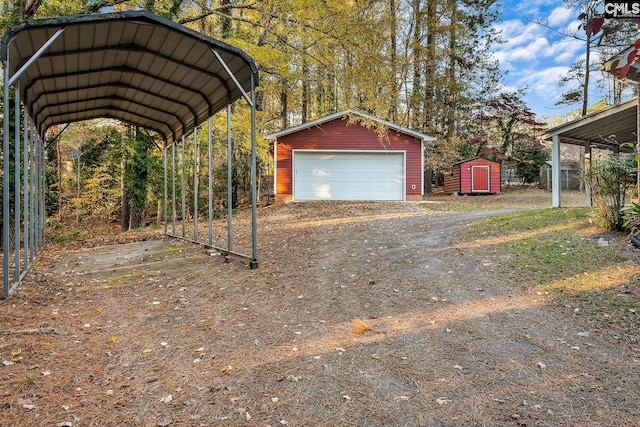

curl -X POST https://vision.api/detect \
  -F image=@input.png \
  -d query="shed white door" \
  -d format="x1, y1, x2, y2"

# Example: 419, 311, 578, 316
293, 151, 404, 201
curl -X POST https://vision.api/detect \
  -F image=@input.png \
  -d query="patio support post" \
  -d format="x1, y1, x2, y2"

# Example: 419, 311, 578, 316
552, 134, 561, 208
585, 144, 592, 207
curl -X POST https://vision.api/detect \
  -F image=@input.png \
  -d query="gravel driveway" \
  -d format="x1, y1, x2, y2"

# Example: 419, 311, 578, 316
2, 200, 638, 426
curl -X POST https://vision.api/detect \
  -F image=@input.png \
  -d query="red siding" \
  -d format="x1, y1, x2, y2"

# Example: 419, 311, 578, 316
275, 117, 423, 198
443, 164, 462, 194
458, 159, 501, 194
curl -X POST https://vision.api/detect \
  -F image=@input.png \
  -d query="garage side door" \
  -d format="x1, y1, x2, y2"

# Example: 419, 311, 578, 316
294, 152, 404, 201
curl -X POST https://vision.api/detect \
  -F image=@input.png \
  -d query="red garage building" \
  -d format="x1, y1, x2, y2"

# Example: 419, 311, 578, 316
266, 110, 434, 203
444, 158, 501, 195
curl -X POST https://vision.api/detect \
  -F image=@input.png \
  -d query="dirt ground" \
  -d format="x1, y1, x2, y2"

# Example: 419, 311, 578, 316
1, 188, 639, 426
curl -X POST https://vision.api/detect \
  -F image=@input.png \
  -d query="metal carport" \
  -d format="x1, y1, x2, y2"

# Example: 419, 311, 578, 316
1, 11, 260, 298
541, 98, 637, 208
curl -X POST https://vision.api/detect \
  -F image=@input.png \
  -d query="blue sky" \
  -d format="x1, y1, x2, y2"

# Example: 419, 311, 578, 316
491, 0, 618, 121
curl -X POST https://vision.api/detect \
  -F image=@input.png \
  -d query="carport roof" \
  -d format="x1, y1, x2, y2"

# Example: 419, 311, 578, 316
0, 11, 259, 146
541, 97, 637, 152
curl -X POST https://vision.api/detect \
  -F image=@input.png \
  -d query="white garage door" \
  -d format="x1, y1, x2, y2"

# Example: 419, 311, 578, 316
293, 151, 405, 201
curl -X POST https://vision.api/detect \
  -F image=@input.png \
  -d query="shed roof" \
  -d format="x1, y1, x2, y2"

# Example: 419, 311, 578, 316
449, 157, 500, 166
541, 97, 637, 151
1, 11, 258, 146
265, 109, 435, 143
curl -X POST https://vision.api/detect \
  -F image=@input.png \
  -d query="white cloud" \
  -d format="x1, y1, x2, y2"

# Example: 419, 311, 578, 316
547, 6, 574, 27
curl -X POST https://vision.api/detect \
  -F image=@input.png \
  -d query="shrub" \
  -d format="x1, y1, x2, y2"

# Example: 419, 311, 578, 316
583, 153, 636, 231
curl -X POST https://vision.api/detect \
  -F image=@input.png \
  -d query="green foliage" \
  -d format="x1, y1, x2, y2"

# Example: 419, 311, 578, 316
122, 128, 153, 229
75, 164, 119, 220
47, 230, 81, 244
622, 202, 640, 235
512, 140, 550, 184
583, 153, 637, 231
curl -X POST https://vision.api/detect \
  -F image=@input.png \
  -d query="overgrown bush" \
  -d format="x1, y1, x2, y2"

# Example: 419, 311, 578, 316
583, 153, 636, 231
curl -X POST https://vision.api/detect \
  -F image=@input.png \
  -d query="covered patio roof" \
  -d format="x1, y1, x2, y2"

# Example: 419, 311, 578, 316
541, 97, 637, 152
541, 97, 637, 208
0, 10, 259, 146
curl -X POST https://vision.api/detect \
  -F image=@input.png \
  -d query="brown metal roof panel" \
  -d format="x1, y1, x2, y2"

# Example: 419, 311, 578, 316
1, 11, 259, 145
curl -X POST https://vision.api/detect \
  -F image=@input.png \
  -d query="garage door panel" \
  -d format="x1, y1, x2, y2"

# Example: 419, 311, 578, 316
294, 151, 404, 201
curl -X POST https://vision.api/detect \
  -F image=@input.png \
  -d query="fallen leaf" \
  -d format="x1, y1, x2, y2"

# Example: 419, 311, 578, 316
220, 365, 233, 374
351, 318, 372, 334
452, 365, 463, 370
143, 348, 152, 353
159, 394, 172, 403
11, 349, 22, 356
436, 397, 451, 405
110, 336, 117, 343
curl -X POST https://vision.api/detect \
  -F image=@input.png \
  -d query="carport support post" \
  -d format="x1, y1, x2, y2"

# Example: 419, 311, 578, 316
250, 76, 258, 268
227, 105, 233, 253
3, 60, 11, 298
181, 135, 185, 238
193, 127, 198, 243
163, 144, 168, 236
208, 117, 213, 247
23, 105, 29, 269
29, 125, 35, 263
14, 82, 21, 282
552, 134, 561, 208
171, 143, 176, 234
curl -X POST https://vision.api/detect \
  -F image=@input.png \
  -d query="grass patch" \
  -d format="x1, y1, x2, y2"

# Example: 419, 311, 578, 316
455, 208, 627, 285
46, 230, 81, 244
456, 207, 640, 334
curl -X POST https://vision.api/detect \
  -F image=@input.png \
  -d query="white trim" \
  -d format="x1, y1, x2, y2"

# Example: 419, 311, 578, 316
292, 149, 406, 201
265, 109, 435, 143
420, 140, 425, 195
273, 139, 278, 195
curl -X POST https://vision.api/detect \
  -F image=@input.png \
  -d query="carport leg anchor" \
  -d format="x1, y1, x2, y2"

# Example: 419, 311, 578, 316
249, 259, 259, 269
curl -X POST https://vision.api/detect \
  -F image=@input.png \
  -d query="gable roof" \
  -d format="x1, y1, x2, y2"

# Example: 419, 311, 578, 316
450, 157, 500, 166
1, 11, 258, 146
265, 109, 434, 142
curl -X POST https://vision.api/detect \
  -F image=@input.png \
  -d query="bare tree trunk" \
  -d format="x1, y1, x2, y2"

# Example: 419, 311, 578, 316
410, 0, 422, 129
302, 57, 309, 123
388, 0, 398, 122
281, 78, 288, 129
